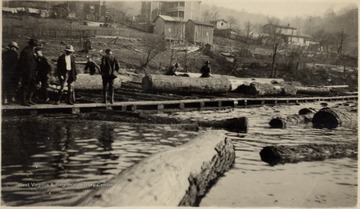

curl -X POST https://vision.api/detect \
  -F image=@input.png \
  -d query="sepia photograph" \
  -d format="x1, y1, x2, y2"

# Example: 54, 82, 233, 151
1, 0, 358, 207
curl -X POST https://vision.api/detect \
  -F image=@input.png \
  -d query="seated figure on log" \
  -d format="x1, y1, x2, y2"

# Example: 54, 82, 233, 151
164, 62, 179, 76
200, 61, 211, 78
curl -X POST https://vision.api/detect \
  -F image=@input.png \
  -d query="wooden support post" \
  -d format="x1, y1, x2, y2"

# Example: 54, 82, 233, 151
131, 105, 137, 111
72, 107, 80, 114
157, 104, 164, 112
233, 101, 238, 107
199, 102, 205, 109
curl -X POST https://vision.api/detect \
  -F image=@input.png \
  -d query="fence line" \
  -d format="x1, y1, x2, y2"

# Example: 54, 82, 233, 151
2, 26, 160, 39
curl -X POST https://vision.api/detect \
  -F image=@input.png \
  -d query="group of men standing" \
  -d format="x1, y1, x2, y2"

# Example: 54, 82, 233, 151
2, 39, 52, 106
2, 38, 120, 106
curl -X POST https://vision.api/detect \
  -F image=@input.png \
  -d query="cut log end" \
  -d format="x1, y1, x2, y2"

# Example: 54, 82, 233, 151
269, 117, 286, 129
312, 107, 340, 129
259, 146, 282, 166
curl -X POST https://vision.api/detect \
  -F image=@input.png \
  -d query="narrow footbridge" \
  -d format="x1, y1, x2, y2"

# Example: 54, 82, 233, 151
2, 95, 357, 115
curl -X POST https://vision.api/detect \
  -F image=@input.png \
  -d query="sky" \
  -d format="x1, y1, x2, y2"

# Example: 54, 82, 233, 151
203, 0, 358, 18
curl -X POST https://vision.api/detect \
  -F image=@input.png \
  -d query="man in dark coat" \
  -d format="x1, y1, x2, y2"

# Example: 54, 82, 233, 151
56, 45, 77, 105
35, 49, 51, 103
84, 56, 100, 75
2, 42, 19, 104
100, 49, 119, 104
17, 38, 41, 106
200, 60, 211, 78
165, 62, 179, 76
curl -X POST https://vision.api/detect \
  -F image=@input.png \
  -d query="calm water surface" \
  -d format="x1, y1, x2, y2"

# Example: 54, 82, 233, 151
1, 119, 198, 206
164, 102, 357, 207
2, 101, 358, 207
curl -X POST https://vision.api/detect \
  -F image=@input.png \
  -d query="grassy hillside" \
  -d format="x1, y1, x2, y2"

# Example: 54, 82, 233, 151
2, 15, 357, 88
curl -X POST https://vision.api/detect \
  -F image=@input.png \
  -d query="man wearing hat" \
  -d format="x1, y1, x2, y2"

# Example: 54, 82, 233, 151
2, 42, 19, 104
17, 38, 41, 106
165, 62, 179, 76
56, 45, 77, 105
100, 48, 119, 104
200, 60, 211, 78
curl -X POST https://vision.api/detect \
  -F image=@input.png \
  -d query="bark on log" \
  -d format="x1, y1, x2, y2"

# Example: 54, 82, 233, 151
76, 131, 235, 206
312, 107, 358, 129
198, 117, 248, 133
142, 75, 231, 94
295, 86, 330, 95
236, 82, 297, 96
139, 114, 248, 133
49, 74, 121, 90
269, 108, 316, 128
260, 143, 358, 166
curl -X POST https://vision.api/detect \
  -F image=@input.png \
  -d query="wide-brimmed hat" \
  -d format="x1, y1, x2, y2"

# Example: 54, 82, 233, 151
8, 42, 19, 49
174, 63, 179, 67
28, 38, 41, 47
65, 45, 75, 52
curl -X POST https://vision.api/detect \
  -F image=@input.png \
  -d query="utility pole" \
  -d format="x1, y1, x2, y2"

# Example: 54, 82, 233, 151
337, 28, 344, 56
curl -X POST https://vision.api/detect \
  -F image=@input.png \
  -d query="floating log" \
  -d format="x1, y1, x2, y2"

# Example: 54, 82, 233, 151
76, 131, 235, 206
142, 75, 231, 94
138, 114, 248, 133
296, 86, 330, 95
198, 117, 248, 133
260, 143, 357, 166
312, 107, 358, 129
269, 108, 316, 128
237, 82, 297, 96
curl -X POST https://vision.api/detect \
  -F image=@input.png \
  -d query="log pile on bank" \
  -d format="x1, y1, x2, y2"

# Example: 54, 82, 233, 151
76, 131, 235, 206
260, 143, 358, 166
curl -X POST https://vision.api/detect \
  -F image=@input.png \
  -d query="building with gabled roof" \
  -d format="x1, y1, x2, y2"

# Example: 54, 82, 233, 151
185, 19, 214, 45
153, 15, 186, 40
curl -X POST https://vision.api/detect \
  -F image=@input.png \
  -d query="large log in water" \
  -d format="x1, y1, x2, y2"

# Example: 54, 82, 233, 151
260, 143, 357, 166
76, 131, 235, 206
269, 108, 316, 128
312, 107, 357, 129
198, 117, 248, 133
295, 86, 330, 95
142, 75, 231, 94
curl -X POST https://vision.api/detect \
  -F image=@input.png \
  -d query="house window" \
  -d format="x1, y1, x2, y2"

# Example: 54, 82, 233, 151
179, 2, 185, 6
221, 23, 223, 26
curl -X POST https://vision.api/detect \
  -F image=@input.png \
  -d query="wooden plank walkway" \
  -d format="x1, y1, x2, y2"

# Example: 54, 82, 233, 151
2, 95, 357, 115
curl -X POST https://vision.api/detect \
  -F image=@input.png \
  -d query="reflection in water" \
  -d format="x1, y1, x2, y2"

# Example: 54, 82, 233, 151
1, 119, 198, 206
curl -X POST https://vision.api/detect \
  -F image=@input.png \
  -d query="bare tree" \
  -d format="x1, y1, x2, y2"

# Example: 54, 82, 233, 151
244, 21, 253, 38
227, 15, 237, 30
266, 17, 285, 78
211, 6, 220, 21
202, 9, 211, 22
139, 35, 166, 70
